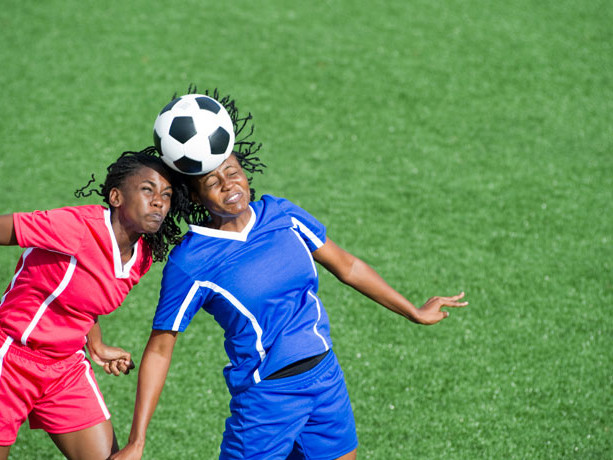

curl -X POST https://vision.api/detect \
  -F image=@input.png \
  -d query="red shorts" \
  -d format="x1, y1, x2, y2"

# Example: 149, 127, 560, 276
0, 330, 110, 445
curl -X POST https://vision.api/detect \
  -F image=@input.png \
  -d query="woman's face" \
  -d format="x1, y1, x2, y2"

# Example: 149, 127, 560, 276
110, 164, 173, 235
190, 154, 251, 227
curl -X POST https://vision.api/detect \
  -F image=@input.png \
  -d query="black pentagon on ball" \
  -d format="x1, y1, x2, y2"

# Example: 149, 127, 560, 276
159, 97, 180, 115
208, 127, 230, 155
169, 116, 197, 144
195, 97, 221, 114
174, 156, 203, 174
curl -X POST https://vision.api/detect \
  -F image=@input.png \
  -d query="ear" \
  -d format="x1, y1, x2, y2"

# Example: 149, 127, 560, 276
108, 187, 123, 209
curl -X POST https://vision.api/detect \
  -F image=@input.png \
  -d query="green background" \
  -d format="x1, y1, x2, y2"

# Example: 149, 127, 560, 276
0, 1, 611, 458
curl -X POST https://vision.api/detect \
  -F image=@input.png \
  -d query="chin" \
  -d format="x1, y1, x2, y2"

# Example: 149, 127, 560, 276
143, 224, 163, 235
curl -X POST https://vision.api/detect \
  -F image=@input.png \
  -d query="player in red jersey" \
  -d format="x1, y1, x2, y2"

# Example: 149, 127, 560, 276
0, 147, 182, 460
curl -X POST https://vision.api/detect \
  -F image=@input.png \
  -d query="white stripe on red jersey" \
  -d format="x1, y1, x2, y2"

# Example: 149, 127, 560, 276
0, 206, 152, 358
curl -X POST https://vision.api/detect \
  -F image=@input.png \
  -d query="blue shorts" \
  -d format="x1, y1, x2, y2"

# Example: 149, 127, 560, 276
220, 350, 358, 459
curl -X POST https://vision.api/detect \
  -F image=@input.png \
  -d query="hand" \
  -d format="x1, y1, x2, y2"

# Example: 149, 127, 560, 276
87, 343, 135, 376
110, 442, 144, 460
416, 292, 468, 325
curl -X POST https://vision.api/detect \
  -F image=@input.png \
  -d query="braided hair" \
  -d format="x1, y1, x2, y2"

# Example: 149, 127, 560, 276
74, 146, 183, 262
169, 86, 266, 226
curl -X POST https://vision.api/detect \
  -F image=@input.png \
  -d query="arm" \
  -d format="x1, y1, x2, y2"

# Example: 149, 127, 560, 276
111, 329, 178, 460
0, 214, 18, 246
313, 238, 467, 325
86, 320, 135, 376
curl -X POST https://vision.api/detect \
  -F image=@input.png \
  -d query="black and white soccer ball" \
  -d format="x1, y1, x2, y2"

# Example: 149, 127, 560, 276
153, 94, 235, 175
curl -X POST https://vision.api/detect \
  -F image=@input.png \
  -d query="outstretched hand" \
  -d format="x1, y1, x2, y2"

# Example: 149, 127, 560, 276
416, 292, 468, 325
88, 343, 135, 376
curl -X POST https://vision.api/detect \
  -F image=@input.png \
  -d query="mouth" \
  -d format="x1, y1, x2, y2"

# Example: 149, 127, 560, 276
224, 191, 243, 205
146, 213, 164, 223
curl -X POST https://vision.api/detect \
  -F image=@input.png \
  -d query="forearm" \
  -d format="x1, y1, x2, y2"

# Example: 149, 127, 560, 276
314, 238, 465, 325
340, 257, 422, 322
126, 331, 176, 449
86, 320, 104, 354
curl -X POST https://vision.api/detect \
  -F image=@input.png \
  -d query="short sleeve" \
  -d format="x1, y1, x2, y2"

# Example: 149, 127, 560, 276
272, 196, 327, 252
13, 207, 86, 255
152, 258, 205, 332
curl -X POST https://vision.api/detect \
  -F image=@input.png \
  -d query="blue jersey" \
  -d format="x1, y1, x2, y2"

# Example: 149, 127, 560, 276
153, 195, 332, 395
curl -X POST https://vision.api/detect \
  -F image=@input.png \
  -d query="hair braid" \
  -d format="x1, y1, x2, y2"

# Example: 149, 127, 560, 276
170, 86, 266, 226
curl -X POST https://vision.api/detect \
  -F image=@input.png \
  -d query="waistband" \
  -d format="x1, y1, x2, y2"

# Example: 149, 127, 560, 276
0, 329, 70, 365
256, 348, 339, 390
265, 349, 331, 380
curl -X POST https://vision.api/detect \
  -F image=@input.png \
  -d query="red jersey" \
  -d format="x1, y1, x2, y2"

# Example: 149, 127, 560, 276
0, 205, 152, 359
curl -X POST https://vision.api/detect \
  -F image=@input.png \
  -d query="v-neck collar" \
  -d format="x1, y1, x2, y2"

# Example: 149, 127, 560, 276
104, 209, 139, 279
188, 206, 256, 242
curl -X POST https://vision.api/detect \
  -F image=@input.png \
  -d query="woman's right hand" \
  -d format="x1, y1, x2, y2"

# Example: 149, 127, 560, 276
110, 442, 144, 460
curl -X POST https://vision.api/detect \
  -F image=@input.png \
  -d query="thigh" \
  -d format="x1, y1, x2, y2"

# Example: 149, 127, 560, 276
49, 419, 117, 460
335, 448, 357, 460
29, 351, 110, 434
289, 446, 358, 460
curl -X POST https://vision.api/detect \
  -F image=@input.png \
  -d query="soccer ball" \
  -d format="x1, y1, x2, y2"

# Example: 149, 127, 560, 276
153, 94, 235, 175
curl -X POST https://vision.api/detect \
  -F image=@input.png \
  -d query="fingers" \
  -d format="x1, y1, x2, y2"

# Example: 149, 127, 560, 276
438, 291, 469, 308
441, 292, 468, 320
103, 358, 136, 376
125, 359, 136, 375
419, 292, 468, 324
109, 360, 122, 376
118, 358, 135, 375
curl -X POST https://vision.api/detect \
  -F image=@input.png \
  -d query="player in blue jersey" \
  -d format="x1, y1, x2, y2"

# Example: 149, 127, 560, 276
113, 93, 468, 460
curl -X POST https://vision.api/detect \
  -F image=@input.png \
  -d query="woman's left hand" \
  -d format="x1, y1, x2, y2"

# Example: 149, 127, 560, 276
87, 343, 135, 376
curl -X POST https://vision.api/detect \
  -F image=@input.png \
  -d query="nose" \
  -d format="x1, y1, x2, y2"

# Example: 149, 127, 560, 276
151, 191, 163, 208
220, 177, 231, 191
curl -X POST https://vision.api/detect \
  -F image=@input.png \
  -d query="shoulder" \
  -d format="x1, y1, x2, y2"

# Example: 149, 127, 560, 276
260, 194, 292, 207
166, 231, 204, 268
160, 240, 198, 284
258, 194, 304, 215
260, 195, 322, 224
51, 205, 108, 228
17, 204, 104, 220
12, 205, 105, 254
68, 204, 107, 217
72, 205, 111, 235
14, 205, 105, 232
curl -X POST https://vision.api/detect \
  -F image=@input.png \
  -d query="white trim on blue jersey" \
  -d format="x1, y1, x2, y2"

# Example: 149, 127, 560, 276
153, 195, 332, 395
308, 291, 330, 352
188, 207, 256, 242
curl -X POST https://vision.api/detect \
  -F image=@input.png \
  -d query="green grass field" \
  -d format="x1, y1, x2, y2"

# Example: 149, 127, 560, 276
0, 0, 611, 458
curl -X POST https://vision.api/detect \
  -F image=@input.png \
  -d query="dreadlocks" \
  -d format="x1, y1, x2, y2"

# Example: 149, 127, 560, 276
74, 146, 183, 262
169, 86, 266, 226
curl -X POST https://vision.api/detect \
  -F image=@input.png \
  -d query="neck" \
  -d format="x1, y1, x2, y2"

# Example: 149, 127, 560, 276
111, 214, 140, 262
210, 207, 252, 233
